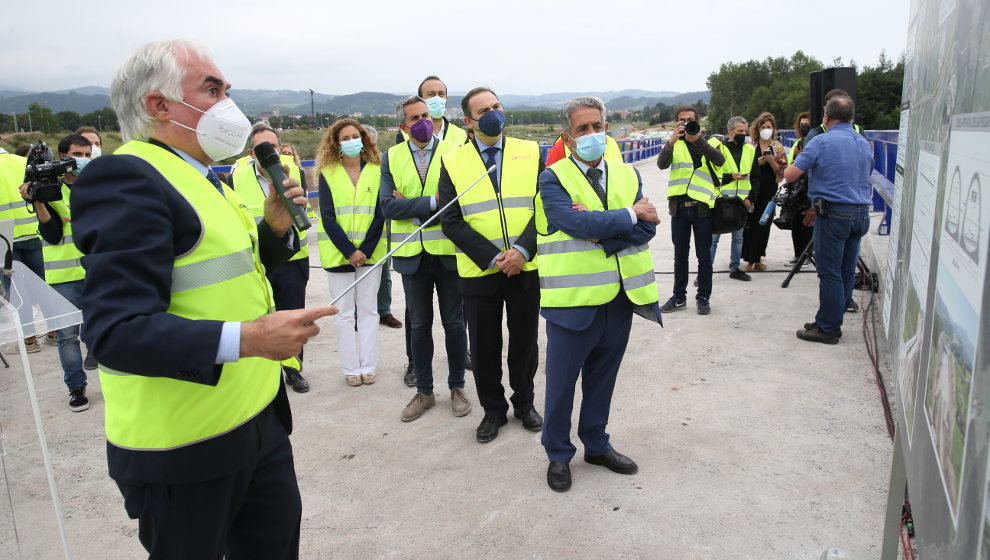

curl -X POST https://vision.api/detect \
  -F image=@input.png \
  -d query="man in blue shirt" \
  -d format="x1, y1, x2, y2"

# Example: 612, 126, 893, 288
783, 96, 873, 344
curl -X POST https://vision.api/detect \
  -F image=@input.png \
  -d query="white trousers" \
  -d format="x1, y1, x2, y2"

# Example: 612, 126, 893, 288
327, 266, 382, 376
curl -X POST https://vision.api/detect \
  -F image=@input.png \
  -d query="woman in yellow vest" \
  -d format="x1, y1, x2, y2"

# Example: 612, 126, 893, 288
315, 118, 387, 386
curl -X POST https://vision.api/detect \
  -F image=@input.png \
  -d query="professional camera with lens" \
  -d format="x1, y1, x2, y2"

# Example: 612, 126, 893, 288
24, 142, 75, 203
682, 120, 701, 135
773, 178, 811, 230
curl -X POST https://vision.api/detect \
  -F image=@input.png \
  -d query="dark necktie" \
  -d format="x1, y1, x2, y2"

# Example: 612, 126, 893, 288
483, 147, 500, 191
206, 169, 225, 196
586, 167, 607, 207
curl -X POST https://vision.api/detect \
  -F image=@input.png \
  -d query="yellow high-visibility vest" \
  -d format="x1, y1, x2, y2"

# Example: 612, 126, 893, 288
230, 160, 309, 262
386, 139, 457, 257
316, 163, 385, 268
666, 137, 721, 208
100, 141, 278, 451
441, 137, 540, 278
535, 158, 659, 307
716, 143, 755, 199
41, 184, 84, 284
0, 154, 39, 240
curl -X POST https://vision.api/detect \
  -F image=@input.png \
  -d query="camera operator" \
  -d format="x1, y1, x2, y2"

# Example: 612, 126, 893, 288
657, 106, 724, 315
711, 116, 760, 282
19, 133, 96, 410
784, 96, 872, 345
0, 150, 46, 353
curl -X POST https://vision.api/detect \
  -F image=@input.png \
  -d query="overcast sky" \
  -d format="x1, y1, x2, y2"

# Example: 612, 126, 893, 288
2, 0, 908, 96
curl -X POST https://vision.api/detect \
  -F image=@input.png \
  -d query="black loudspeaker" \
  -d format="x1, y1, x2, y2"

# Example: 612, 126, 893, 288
809, 67, 857, 125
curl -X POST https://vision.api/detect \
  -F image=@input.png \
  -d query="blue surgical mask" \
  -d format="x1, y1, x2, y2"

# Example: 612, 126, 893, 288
425, 96, 446, 119
341, 138, 363, 158
72, 157, 90, 175
573, 132, 607, 161
476, 110, 506, 137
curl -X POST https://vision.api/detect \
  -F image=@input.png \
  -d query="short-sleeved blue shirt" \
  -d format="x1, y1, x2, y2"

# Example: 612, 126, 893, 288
793, 122, 873, 205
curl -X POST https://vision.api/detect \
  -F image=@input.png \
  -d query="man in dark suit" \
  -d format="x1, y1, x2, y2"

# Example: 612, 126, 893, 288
71, 39, 335, 558
438, 86, 544, 443
536, 96, 662, 492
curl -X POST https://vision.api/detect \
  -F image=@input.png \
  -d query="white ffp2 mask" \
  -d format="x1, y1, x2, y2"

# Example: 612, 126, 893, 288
171, 98, 251, 162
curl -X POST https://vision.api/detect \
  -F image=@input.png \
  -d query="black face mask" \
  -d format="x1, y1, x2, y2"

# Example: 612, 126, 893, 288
733, 133, 746, 145
799, 124, 812, 136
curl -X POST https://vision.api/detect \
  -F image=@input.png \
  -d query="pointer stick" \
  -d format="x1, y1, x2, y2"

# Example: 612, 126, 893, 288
329, 164, 496, 306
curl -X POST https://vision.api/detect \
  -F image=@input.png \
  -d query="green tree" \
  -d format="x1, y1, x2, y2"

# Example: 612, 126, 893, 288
856, 51, 904, 129
27, 103, 59, 135
80, 107, 119, 131
706, 51, 824, 133
56, 111, 83, 132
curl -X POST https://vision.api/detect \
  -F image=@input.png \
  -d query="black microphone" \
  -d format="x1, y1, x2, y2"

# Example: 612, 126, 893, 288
253, 141, 311, 231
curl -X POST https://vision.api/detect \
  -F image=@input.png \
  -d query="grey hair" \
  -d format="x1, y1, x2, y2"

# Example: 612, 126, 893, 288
396, 96, 426, 124
825, 96, 855, 123
560, 96, 607, 133
111, 40, 214, 142
362, 124, 378, 142
249, 121, 280, 147
726, 116, 747, 130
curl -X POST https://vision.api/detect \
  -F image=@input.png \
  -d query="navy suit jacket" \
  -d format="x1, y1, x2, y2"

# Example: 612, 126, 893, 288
538, 159, 661, 331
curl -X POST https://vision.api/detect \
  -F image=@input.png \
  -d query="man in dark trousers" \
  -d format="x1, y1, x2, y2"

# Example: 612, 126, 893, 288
438, 86, 544, 444
72, 39, 335, 558
537, 96, 662, 491
784, 95, 873, 344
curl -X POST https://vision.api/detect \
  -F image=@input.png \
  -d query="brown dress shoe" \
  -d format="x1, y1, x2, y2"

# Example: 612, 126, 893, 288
379, 314, 402, 328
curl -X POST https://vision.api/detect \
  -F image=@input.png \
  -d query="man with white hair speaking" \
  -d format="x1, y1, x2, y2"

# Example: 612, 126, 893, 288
72, 40, 336, 557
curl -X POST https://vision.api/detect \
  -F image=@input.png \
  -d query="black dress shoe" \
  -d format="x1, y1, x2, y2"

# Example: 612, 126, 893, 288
403, 363, 416, 387
476, 412, 508, 443
284, 368, 310, 394
513, 406, 543, 431
547, 461, 571, 492
584, 449, 638, 474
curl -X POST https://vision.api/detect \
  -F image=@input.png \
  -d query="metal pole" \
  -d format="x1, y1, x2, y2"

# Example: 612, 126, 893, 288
329, 164, 496, 306
309, 89, 315, 128
27, 112, 33, 133
10, 112, 17, 133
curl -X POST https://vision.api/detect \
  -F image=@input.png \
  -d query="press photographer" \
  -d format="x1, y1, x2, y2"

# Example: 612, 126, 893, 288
19, 133, 98, 411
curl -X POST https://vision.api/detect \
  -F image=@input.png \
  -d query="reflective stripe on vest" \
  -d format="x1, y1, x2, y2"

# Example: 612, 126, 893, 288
100, 141, 278, 451
41, 185, 85, 284
535, 158, 659, 307
386, 139, 457, 257
441, 137, 539, 278
230, 159, 310, 262
666, 138, 720, 208
716, 143, 755, 199
316, 163, 385, 268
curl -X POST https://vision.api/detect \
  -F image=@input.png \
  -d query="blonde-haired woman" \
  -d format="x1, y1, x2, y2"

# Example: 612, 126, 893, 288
743, 112, 787, 271
316, 118, 386, 386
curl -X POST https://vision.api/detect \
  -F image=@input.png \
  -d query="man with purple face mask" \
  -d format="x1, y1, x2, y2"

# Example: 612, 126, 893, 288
380, 96, 471, 423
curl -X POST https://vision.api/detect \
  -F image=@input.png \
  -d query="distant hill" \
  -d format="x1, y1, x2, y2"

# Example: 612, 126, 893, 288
0, 86, 712, 117
0, 91, 111, 114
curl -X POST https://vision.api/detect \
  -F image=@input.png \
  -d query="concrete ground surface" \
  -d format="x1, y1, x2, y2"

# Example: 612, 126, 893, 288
0, 156, 895, 559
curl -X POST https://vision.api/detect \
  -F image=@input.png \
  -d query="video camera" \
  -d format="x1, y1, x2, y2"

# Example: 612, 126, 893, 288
772, 178, 811, 230
23, 142, 75, 203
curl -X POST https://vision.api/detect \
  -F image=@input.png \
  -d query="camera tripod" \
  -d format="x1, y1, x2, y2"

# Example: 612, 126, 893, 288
781, 239, 815, 288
